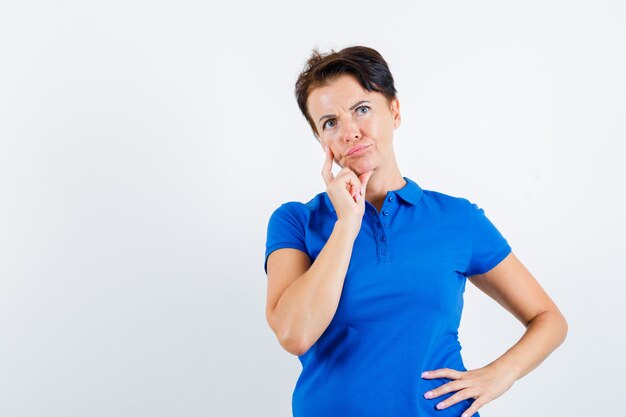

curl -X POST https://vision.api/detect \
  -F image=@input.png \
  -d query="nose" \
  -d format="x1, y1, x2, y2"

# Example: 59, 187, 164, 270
341, 118, 361, 142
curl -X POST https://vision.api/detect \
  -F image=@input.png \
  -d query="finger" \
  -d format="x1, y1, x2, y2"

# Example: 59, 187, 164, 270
423, 380, 466, 400
356, 184, 364, 202
350, 182, 358, 201
321, 145, 334, 185
358, 170, 375, 196
340, 170, 363, 203
422, 368, 465, 380
332, 167, 359, 199
433, 388, 477, 410
460, 398, 485, 417
342, 171, 361, 195
359, 170, 374, 187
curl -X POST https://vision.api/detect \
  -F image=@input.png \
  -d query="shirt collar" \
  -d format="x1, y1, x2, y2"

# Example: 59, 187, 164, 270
324, 176, 423, 212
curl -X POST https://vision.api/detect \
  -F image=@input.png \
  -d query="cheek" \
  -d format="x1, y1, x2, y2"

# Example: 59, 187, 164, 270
361, 117, 378, 132
323, 130, 341, 146
367, 117, 392, 138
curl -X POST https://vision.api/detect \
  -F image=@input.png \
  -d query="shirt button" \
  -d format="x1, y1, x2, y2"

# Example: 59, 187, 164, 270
379, 236, 386, 242
382, 210, 389, 216
381, 249, 388, 255
388, 196, 394, 202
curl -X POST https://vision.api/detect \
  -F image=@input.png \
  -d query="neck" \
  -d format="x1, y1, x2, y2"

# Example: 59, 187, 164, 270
363, 153, 405, 207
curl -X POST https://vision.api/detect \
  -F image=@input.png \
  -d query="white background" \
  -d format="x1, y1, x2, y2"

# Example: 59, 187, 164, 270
1, 1, 624, 416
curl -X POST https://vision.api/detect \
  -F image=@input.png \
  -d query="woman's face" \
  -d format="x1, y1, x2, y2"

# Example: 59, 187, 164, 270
306, 74, 400, 175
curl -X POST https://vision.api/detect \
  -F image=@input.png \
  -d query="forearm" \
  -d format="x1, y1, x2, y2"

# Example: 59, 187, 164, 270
488, 309, 568, 380
273, 219, 358, 355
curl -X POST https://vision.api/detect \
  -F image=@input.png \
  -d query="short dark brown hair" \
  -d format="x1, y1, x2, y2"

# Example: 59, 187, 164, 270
295, 45, 398, 138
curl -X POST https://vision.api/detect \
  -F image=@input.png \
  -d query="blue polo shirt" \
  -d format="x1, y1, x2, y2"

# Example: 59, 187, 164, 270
264, 176, 511, 417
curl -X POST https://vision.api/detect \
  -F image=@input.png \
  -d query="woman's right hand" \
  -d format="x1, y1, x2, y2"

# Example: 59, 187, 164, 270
321, 144, 374, 237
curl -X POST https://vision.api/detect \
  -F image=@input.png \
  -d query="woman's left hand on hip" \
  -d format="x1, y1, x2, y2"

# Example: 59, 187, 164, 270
421, 364, 517, 417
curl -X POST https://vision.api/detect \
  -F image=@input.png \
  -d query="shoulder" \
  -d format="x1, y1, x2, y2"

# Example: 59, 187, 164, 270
267, 191, 328, 221
420, 187, 475, 214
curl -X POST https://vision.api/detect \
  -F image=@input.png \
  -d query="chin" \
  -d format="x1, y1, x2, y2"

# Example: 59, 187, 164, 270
352, 162, 377, 175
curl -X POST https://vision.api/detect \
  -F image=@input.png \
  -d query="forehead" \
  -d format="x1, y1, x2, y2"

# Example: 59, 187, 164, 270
307, 75, 379, 116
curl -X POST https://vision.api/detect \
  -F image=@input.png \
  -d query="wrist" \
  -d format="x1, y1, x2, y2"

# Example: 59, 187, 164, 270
487, 359, 523, 382
334, 218, 361, 239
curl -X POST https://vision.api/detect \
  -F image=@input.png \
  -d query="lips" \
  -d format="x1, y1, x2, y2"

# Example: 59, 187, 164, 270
346, 145, 371, 157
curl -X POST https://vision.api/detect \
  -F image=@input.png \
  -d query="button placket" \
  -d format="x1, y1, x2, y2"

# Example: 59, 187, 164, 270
366, 202, 384, 263
381, 201, 390, 228
377, 193, 395, 262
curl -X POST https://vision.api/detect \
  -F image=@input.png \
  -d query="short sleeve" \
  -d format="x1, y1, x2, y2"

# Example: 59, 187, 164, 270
264, 202, 309, 275
465, 201, 512, 277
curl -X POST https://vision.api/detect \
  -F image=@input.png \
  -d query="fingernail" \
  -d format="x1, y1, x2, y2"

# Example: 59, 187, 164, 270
421, 371, 429, 377
436, 402, 445, 409
424, 391, 433, 399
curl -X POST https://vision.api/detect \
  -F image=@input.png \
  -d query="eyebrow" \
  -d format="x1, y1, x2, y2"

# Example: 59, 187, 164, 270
318, 100, 371, 124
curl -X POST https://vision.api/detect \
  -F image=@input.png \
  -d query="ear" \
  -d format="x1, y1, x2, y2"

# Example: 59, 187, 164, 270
390, 98, 401, 129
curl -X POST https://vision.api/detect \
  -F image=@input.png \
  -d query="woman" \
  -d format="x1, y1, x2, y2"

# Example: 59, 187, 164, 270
263, 45, 567, 417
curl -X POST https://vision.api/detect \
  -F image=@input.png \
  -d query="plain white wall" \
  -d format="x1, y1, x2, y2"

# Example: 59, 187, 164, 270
1, 1, 624, 416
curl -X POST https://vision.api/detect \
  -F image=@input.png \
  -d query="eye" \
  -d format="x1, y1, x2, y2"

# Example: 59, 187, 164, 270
356, 105, 370, 115
323, 119, 336, 130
